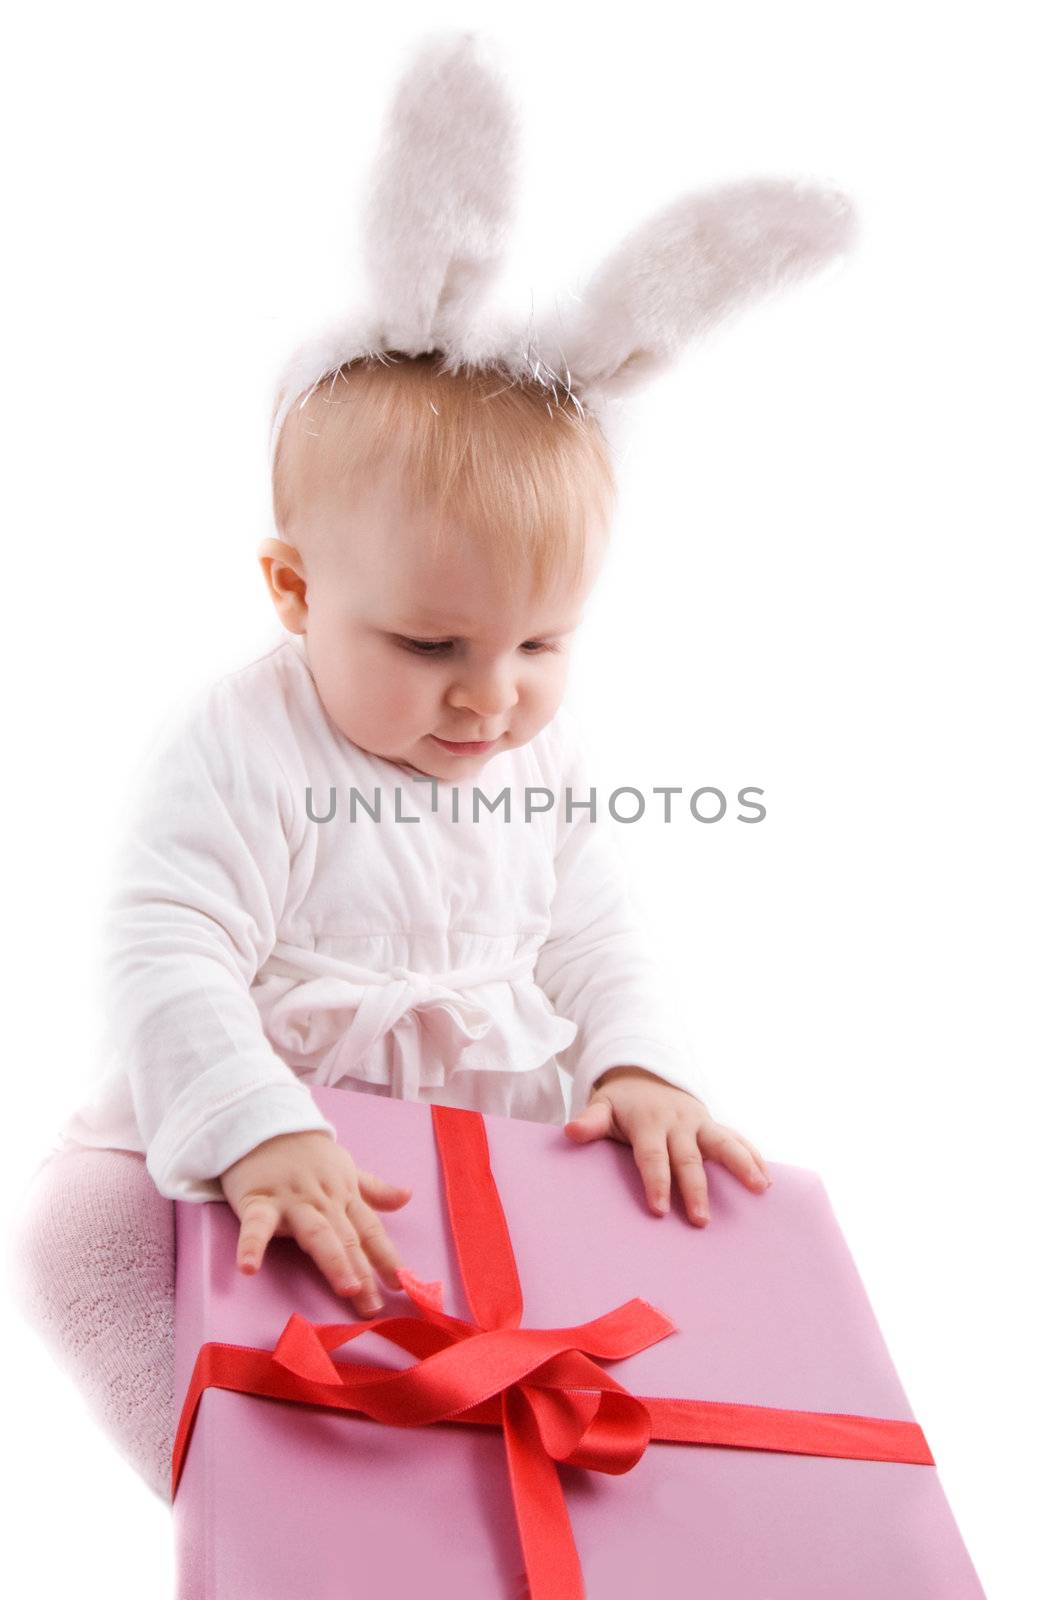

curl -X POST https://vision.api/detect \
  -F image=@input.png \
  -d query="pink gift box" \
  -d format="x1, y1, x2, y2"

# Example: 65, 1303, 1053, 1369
173, 1085, 986, 1598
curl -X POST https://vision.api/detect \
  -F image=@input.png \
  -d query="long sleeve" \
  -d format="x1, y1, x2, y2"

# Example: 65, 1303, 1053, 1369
104, 683, 334, 1201
533, 710, 709, 1117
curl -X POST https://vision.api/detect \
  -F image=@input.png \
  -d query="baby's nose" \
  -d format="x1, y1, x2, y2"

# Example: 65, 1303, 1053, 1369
448, 674, 518, 717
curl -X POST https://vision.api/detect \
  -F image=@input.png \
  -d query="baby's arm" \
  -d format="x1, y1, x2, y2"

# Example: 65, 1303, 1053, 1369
534, 710, 770, 1222
105, 682, 406, 1309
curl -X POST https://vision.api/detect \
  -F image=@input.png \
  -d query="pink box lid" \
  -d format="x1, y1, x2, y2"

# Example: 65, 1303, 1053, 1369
173, 1085, 986, 1598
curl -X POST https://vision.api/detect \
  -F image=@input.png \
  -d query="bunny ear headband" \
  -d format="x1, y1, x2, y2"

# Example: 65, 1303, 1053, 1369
268, 27, 858, 472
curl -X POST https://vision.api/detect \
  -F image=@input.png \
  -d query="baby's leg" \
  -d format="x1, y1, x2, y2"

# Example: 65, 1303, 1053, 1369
10, 1147, 175, 1502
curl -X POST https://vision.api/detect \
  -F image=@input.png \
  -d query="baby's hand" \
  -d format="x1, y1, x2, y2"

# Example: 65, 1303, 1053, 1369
564, 1067, 771, 1226
219, 1130, 412, 1318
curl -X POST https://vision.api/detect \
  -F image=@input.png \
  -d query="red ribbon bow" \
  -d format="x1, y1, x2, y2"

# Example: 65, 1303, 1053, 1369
173, 1106, 933, 1599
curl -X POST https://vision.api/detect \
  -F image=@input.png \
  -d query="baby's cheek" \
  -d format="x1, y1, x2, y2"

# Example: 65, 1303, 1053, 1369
528, 659, 570, 727
363, 659, 424, 724
345, 658, 436, 756
308, 642, 392, 745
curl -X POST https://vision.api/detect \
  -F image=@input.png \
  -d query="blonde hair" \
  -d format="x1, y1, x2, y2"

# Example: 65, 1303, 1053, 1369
271, 353, 616, 597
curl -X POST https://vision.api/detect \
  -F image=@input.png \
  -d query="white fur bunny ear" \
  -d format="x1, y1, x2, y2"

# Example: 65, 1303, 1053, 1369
361, 28, 520, 357
268, 28, 519, 469
543, 178, 859, 414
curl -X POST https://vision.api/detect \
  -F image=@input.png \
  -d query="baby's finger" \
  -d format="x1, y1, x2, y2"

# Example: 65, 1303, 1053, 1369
347, 1197, 404, 1294
289, 1202, 373, 1303
236, 1196, 281, 1274
357, 1168, 413, 1213
698, 1124, 769, 1191
332, 1206, 388, 1317
631, 1126, 672, 1216
734, 1133, 772, 1184
666, 1129, 711, 1226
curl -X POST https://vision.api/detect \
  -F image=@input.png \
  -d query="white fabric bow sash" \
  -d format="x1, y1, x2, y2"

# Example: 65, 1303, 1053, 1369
262, 946, 554, 1101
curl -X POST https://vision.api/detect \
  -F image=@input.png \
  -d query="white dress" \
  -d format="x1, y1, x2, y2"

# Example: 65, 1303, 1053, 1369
61, 634, 706, 1201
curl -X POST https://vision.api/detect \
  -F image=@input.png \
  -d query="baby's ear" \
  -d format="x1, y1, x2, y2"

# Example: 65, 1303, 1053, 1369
359, 29, 521, 357
258, 540, 307, 632
545, 178, 859, 410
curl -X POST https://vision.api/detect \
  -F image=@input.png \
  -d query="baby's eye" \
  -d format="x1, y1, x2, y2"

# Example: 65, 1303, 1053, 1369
397, 636, 454, 656
397, 635, 558, 657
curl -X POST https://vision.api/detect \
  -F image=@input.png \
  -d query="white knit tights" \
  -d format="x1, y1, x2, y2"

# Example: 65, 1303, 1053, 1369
10, 1147, 176, 1502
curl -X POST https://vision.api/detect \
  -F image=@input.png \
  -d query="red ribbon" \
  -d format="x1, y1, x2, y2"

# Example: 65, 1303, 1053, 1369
173, 1106, 934, 1599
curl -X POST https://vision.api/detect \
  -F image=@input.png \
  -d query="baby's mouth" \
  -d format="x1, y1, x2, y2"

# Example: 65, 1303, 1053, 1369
430, 734, 502, 753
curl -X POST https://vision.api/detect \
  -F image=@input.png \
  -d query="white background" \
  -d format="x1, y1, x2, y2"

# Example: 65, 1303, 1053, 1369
2, 3, 1060, 1595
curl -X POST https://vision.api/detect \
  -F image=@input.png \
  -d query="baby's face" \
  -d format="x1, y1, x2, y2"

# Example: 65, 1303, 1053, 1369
264, 464, 607, 782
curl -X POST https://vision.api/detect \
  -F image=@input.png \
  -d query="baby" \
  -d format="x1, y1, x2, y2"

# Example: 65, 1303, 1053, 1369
12, 21, 853, 1518
12, 351, 769, 1502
